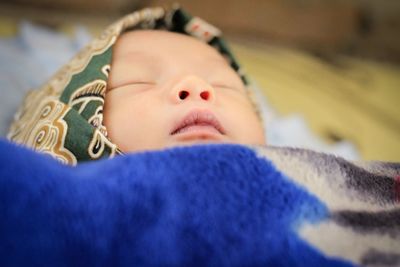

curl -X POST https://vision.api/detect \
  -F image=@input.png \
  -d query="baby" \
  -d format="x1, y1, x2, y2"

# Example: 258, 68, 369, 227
104, 30, 265, 153
7, 6, 266, 164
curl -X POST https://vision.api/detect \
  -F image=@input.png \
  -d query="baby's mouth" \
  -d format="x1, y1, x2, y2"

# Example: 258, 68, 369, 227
170, 110, 225, 137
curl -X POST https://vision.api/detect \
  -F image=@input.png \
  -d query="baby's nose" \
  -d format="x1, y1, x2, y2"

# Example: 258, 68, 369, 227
178, 89, 210, 101
170, 75, 215, 104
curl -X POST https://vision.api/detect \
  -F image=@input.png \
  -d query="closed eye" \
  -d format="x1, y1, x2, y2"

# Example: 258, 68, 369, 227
212, 83, 233, 88
212, 83, 243, 91
107, 81, 156, 92
118, 81, 155, 86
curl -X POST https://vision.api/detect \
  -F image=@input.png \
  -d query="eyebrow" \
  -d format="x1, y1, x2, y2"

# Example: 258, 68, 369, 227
115, 49, 238, 83
117, 50, 162, 65
119, 49, 228, 66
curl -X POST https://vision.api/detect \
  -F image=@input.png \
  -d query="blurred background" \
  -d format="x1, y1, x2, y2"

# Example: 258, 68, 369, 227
0, 0, 399, 161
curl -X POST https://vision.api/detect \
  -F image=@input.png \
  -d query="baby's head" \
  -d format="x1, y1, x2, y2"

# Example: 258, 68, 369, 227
7, 7, 266, 163
103, 30, 266, 153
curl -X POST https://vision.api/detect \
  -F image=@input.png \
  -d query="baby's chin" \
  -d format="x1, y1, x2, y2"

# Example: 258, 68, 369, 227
166, 138, 231, 149
164, 136, 266, 151
166, 126, 230, 148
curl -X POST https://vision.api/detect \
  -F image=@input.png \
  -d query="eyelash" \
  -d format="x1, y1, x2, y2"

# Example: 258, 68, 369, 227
117, 81, 155, 87
107, 81, 155, 92
212, 84, 241, 91
131, 81, 155, 85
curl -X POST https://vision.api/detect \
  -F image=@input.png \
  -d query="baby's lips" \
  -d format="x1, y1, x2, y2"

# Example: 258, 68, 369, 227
170, 109, 225, 136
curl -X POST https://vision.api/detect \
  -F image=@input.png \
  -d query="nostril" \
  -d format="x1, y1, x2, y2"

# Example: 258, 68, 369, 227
179, 90, 189, 100
200, 91, 209, 100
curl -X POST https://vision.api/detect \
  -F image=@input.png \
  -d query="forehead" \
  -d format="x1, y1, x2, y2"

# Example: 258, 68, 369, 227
113, 30, 228, 65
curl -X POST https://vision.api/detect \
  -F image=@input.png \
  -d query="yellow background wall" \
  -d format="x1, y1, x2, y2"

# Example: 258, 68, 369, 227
232, 42, 400, 161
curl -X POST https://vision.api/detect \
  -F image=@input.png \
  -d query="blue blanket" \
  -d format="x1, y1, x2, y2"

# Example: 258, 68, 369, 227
1, 139, 399, 267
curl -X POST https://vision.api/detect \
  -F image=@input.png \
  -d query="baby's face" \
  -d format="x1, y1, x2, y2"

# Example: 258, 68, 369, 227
104, 30, 265, 153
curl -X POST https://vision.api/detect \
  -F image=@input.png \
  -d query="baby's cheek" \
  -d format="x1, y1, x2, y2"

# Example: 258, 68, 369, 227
242, 118, 265, 145
103, 98, 133, 148
228, 104, 265, 145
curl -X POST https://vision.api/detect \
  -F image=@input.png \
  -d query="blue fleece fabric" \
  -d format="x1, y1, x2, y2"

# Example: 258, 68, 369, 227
0, 139, 356, 267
